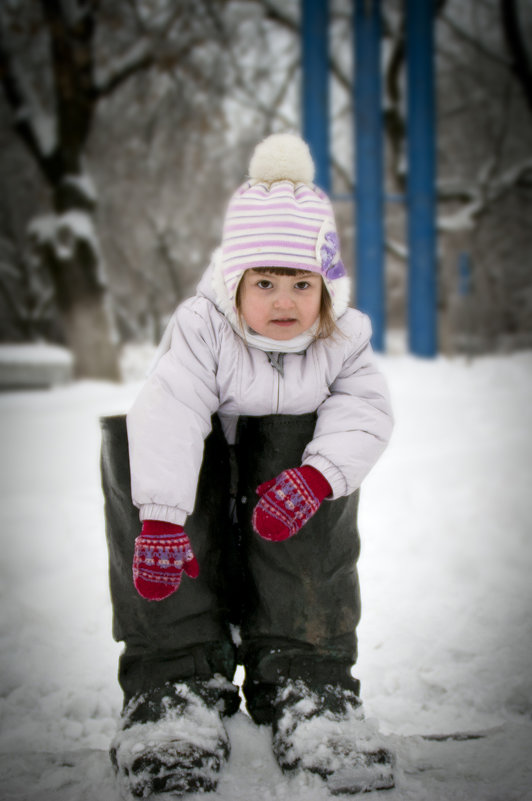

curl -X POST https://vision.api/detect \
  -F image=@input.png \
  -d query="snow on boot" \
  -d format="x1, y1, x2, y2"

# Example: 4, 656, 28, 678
110, 677, 237, 798
271, 680, 395, 795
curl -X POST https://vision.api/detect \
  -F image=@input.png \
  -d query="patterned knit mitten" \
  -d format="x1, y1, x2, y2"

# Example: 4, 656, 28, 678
252, 466, 331, 542
133, 520, 199, 601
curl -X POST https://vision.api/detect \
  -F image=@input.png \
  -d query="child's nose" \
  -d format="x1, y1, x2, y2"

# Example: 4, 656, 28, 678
273, 291, 294, 309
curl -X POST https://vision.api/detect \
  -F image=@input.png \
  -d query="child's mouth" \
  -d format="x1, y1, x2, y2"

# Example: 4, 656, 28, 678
272, 319, 296, 326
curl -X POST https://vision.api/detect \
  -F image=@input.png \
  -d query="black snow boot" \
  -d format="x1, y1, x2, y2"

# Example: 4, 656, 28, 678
110, 676, 238, 798
271, 679, 395, 795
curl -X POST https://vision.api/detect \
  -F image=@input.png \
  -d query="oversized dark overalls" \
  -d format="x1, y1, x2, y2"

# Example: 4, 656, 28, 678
100, 413, 361, 723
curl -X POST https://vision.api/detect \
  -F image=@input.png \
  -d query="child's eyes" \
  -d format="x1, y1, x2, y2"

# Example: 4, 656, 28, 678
254, 278, 314, 290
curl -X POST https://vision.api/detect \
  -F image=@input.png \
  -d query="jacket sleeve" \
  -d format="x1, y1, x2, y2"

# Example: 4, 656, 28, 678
126, 301, 220, 525
302, 313, 394, 498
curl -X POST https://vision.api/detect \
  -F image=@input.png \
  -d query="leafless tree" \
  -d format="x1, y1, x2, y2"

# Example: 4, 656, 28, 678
0, 0, 237, 377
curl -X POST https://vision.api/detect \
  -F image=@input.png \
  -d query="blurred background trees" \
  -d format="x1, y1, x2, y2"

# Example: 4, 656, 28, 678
1, 0, 531, 377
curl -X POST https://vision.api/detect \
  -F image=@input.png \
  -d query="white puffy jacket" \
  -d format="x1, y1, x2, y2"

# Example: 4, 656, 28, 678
127, 262, 394, 526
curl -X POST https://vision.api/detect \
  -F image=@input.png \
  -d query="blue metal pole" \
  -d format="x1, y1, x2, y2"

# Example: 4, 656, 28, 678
354, 0, 385, 351
406, 0, 438, 357
301, 0, 330, 193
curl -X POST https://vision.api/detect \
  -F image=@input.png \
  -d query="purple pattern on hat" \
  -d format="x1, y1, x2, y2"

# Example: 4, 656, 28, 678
327, 259, 346, 279
319, 231, 346, 278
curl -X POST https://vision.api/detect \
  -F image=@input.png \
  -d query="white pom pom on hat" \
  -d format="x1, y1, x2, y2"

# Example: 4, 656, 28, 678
248, 133, 315, 185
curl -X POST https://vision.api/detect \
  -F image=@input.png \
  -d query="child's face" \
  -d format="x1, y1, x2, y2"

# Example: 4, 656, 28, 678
238, 270, 322, 340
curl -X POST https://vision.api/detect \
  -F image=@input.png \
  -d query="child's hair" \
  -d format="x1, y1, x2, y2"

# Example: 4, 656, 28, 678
235, 267, 339, 340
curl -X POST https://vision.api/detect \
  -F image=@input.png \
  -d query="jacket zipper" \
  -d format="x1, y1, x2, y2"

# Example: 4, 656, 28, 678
266, 352, 284, 413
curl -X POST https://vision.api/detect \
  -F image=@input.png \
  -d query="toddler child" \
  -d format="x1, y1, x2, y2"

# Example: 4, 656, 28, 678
100, 132, 394, 797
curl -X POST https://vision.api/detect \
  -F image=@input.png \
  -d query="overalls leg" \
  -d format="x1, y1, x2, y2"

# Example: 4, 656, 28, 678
234, 414, 362, 724
100, 414, 238, 707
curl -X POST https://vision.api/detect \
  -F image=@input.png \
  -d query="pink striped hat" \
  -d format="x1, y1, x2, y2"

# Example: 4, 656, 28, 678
216, 133, 350, 326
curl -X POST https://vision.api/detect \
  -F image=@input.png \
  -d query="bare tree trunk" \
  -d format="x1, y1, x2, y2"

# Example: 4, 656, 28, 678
0, 1, 122, 379
63, 295, 119, 380
25, 187, 121, 380
28, 203, 120, 380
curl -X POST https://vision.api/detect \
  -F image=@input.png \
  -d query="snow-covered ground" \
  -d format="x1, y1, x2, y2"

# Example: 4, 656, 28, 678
1, 348, 531, 800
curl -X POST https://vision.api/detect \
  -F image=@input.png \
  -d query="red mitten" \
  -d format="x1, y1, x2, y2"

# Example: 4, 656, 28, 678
133, 520, 199, 601
252, 466, 332, 542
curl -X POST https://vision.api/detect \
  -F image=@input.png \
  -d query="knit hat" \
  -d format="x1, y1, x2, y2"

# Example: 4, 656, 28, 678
213, 133, 350, 328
